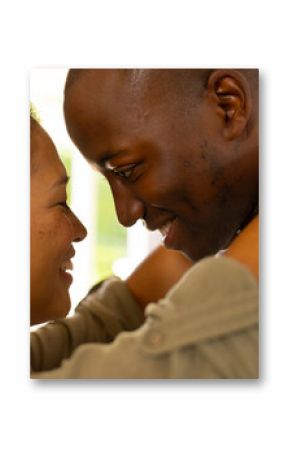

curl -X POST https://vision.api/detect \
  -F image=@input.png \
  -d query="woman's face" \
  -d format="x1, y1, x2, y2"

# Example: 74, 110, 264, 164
30, 121, 87, 325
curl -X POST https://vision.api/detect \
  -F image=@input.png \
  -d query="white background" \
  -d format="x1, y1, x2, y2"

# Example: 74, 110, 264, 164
1, 1, 289, 448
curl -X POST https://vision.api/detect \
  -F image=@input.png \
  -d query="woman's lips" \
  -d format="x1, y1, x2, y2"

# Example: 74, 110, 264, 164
60, 260, 73, 271
59, 259, 73, 285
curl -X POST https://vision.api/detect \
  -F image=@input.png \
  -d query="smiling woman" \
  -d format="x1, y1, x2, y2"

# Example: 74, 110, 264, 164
30, 117, 87, 325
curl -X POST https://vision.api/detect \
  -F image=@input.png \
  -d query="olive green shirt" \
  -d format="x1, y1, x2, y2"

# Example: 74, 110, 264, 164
31, 256, 259, 379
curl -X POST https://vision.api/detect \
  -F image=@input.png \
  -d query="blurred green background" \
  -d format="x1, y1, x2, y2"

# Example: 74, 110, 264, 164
62, 152, 127, 282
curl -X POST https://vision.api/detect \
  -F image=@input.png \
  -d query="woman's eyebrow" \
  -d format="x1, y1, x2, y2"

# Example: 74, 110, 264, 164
51, 175, 70, 189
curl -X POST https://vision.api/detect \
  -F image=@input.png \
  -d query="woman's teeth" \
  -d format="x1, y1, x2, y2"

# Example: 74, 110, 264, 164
60, 260, 73, 272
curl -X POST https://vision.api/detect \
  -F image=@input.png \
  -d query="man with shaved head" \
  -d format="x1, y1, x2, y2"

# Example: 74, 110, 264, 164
31, 69, 258, 379
64, 69, 258, 261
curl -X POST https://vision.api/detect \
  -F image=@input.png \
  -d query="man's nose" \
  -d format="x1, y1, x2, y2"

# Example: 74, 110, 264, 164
111, 184, 145, 227
71, 212, 88, 242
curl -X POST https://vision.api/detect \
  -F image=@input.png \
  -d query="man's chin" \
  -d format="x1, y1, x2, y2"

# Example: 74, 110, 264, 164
180, 243, 218, 263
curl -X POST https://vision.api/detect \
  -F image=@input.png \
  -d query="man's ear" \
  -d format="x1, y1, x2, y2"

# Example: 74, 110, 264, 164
207, 70, 252, 140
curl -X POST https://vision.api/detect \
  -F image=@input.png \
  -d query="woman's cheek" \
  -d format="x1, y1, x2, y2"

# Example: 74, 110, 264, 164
58, 211, 76, 243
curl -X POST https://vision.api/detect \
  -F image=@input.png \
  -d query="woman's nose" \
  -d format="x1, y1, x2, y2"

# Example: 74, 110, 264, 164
71, 212, 87, 242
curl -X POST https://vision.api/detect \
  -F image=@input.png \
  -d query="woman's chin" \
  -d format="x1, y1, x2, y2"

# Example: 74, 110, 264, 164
53, 292, 71, 320
31, 294, 71, 326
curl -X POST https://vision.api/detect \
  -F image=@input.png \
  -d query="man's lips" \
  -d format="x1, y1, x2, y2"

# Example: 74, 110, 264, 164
144, 217, 178, 248
158, 220, 175, 240
144, 216, 175, 233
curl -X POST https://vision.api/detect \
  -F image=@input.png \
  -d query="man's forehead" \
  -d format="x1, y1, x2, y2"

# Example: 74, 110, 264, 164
64, 69, 186, 155
65, 70, 153, 134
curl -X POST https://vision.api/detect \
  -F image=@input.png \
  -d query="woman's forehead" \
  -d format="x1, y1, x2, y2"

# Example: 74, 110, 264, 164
31, 124, 67, 184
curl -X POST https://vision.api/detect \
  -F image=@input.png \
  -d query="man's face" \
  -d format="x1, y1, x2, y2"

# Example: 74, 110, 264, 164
64, 69, 255, 261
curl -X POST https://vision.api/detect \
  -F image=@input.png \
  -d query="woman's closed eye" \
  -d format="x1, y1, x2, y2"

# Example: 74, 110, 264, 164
56, 200, 70, 212
58, 201, 69, 208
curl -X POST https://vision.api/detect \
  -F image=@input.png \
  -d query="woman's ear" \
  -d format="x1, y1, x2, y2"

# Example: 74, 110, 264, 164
207, 70, 252, 140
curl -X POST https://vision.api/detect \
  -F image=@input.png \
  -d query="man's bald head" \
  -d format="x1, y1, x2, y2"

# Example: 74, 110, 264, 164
65, 68, 258, 104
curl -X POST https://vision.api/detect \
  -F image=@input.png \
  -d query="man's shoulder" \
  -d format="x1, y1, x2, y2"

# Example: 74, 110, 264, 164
142, 255, 258, 352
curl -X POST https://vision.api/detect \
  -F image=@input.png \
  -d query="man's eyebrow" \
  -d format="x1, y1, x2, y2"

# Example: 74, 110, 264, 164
51, 175, 70, 188
99, 150, 124, 169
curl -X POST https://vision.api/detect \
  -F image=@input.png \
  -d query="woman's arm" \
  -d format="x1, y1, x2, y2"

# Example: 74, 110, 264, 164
31, 246, 192, 372
225, 215, 259, 280
126, 246, 193, 309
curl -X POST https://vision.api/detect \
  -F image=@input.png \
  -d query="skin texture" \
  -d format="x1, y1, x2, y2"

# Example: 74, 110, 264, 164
226, 215, 259, 280
30, 120, 87, 325
64, 69, 258, 262
126, 246, 193, 309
